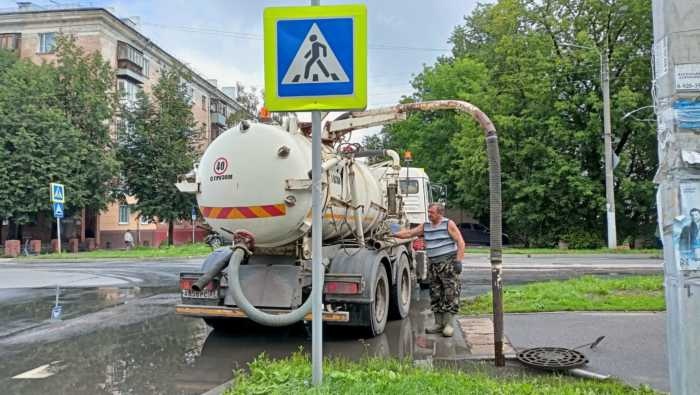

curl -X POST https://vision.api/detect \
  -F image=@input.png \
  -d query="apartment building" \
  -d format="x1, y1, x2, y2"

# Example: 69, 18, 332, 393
0, 4, 249, 249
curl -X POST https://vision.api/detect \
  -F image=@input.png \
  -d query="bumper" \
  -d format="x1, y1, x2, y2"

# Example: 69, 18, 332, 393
175, 304, 350, 322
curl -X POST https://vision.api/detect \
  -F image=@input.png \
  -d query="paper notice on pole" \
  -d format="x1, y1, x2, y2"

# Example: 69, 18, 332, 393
654, 37, 668, 79
675, 63, 700, 91
674, 183, 700, 270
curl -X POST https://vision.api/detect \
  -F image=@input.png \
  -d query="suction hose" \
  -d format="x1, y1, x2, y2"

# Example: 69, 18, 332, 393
226, 246, 312, 326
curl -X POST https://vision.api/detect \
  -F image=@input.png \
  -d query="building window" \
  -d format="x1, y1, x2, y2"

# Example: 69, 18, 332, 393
201, 95, 207, 111
118, 78, 141, 107
38, 32, 56, 54
143, 57, 150, 77
139, 215, 149, 225
118, 204, 130, 224
0, 33, 21, 51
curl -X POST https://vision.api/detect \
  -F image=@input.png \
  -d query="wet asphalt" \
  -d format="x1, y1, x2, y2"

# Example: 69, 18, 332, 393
0, 255, 663, 395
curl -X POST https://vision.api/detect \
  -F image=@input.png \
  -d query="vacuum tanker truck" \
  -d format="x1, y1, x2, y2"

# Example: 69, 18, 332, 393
175, 107, 438, 336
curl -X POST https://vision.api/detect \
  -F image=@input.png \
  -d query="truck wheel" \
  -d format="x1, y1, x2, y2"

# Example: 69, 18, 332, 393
366, 264, 389, 336
389, 254, 411, 320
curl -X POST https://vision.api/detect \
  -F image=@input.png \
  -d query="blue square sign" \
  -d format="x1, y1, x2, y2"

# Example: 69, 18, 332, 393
276, 18, 354, 98
53, 202, 64, 219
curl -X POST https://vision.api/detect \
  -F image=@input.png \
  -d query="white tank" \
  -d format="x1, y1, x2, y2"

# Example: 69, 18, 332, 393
196, 122, 386, 248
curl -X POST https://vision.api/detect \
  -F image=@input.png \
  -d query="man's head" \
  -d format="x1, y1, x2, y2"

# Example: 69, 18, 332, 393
427, 203, 444, 223
691, 208, 700, 222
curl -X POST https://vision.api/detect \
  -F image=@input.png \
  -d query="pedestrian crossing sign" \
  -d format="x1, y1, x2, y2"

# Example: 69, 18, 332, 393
50, 183, 65, 203
264, 4, 367, 111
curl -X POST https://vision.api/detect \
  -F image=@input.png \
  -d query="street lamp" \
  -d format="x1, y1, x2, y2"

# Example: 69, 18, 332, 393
621, 105, 655, 121
561, 42, 617, 249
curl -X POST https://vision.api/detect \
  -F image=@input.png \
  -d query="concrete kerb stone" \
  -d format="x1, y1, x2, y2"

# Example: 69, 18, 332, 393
457, 316, 517, 359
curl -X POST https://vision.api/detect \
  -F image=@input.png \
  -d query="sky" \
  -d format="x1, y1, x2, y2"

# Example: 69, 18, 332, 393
1, 0, 486, 140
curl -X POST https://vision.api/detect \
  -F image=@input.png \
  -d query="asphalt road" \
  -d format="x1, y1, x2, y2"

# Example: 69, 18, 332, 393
0, 254, 664, 394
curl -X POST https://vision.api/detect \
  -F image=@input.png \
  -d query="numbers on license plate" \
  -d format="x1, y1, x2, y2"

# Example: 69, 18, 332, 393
182, 289, 217, 299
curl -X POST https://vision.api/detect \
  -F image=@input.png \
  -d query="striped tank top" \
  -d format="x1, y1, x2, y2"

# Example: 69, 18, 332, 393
424, 218, 457, 258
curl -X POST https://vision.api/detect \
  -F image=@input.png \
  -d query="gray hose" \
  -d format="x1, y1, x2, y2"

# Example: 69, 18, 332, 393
227, 247, 312, 326
192, 251, 230, 292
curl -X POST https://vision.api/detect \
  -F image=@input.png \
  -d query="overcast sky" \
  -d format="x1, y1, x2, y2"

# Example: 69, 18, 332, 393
2, 0, 486, 139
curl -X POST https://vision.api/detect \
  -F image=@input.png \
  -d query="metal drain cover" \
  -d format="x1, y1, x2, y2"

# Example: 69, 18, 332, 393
517, 347, 589, 371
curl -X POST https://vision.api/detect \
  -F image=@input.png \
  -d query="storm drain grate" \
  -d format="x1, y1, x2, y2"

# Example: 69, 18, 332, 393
516, 347, 588, 371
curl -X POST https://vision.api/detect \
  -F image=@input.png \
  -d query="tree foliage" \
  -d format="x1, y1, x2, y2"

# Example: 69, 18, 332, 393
0, 36, 117, 231
226, 82, 260, 126
118, 69, 198, 245
372, 0, 655, 247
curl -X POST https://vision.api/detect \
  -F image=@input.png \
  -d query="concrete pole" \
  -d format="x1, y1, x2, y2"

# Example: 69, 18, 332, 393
652, 1, 700, 393
601, 51, 617, 249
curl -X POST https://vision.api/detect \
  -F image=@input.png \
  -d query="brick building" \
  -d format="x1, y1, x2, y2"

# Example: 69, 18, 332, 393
0, 4, 249, 250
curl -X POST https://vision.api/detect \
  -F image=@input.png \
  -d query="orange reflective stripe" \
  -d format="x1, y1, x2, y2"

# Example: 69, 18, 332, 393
200, 204, 287, 219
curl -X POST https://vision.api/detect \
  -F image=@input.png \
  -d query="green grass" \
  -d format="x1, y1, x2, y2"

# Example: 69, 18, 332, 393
22, 243, 212, 259
467, 247, 662, 257
225, 352, 657, 394
461, 275, 665, 315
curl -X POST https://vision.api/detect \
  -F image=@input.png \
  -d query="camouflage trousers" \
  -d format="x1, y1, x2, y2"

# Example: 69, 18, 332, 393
429, 254, 461, 314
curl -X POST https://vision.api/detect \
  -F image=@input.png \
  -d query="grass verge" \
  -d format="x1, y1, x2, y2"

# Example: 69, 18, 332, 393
23, 243, 212, 260
225, 352, 657, 394
467, 247, 662, 257
461, 275, 665, 315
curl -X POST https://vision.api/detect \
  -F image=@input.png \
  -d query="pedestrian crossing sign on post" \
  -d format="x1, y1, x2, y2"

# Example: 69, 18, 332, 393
50, 183, 65, 203
263, 4, 367, 111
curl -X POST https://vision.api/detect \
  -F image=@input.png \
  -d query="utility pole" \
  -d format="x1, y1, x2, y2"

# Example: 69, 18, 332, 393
601, 51, 617, 249
653, 1, 700, 393
561, 42, 617, 248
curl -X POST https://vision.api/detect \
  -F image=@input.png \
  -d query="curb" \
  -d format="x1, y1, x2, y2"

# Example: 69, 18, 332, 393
201, 379, 234, 395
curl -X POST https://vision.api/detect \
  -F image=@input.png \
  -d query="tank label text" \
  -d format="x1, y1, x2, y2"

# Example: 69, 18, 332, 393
210, 174, 233, 182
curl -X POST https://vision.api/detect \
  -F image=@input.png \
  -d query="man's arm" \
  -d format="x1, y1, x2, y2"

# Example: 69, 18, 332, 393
394, 223, 424, 239
447, 220, 465, 261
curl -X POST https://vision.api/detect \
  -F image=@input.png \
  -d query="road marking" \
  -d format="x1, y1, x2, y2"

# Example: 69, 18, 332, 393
12, 361, 64, 379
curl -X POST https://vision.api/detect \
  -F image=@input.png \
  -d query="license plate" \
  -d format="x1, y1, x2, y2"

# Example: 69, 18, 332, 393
181, 289, 218, 299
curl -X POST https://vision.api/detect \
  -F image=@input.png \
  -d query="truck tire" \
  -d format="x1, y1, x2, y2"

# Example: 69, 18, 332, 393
364, 264, 389, 336
389, 253, 411, 320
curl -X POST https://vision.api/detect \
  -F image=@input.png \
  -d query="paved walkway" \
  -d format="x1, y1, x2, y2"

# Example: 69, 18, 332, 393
459, 312, 668, 392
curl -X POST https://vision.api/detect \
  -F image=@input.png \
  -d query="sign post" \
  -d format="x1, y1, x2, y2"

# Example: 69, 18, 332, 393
50, 183, 65, 254
263, 3, 366, 386
191, 207, 197, 244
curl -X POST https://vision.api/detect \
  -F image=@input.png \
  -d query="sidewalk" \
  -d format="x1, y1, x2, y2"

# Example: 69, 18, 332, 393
504, 312, 668, 392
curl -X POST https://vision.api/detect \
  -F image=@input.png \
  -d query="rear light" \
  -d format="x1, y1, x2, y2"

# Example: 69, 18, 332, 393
412, 237, 425, 251
324, 281, 360, 295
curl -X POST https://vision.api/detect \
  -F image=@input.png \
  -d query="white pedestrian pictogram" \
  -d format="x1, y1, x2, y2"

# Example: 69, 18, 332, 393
282, 23, 349, 84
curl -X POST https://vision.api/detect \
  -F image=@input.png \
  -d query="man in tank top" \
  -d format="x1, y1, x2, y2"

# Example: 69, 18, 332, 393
394, 203, 465, 337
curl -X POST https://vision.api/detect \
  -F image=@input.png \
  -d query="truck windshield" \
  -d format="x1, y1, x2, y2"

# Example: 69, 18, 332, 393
399, 179, 419, 194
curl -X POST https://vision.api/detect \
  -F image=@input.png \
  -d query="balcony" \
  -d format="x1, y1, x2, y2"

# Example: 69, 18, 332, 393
211, 112, 227, 127
116, 41, 145, 84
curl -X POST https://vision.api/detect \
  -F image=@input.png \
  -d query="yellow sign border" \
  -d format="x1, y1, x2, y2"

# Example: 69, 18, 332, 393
263, 4, 367, 111
50, 182, 65, 203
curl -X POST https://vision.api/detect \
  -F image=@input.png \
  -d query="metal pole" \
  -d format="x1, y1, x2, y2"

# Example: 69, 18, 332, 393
601, 51, 617, 249
192, 220, 195, 244
311, 109, 323, 386
56, 217, 61, 254
310, 0, 322, 385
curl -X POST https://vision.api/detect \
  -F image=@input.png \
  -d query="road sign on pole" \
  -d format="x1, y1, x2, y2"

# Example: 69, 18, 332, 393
53, 202, 64, 219
263, 4, 367, 111
191, 207, 197, 244
50, 183, 65, 203
264, 2, 367, 387
50, 183, 65, 254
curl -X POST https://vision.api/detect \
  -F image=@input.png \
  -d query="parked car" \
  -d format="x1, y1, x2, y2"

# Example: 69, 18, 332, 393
458, 222, 510, 246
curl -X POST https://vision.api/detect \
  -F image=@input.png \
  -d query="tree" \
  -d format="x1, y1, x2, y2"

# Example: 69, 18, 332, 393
0, 50, 83, 238
53, 36, 119, 213
225, 82, 260, 126
118, 69, 198, 245
373, 0, 655, 247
